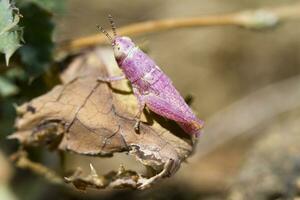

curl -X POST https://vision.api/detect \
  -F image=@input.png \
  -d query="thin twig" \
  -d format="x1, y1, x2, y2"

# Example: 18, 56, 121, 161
57, 3, 300, 54
10, 150, 64, 185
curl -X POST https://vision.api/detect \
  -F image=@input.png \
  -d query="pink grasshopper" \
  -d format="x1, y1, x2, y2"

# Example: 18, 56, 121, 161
97, 15, 204, 137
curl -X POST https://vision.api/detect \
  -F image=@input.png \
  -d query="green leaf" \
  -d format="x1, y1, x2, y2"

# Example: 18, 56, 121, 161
0, 0, 23, 66
0, 76, 18, 97
18, 3, 54, 77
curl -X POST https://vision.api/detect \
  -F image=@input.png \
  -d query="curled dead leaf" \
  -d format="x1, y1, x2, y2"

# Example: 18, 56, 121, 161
9, 48, 194, 190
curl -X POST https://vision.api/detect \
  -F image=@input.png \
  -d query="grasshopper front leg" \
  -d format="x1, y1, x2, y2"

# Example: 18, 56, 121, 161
97, 76, 145, 132
97, 75, 126, 82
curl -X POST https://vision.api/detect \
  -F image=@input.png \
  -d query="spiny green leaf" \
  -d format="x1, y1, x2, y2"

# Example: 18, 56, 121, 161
0, 0, 23, 66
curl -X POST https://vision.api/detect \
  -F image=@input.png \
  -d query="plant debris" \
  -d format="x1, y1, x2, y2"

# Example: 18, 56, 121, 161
9, 48, 194, 190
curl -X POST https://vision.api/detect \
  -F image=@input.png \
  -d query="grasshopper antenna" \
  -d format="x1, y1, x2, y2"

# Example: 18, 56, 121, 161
108, 14, 117, 37
97, 25, 113, 45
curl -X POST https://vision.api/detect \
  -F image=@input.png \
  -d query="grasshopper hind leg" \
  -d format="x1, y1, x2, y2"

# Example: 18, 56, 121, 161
177, 120, 204, 137
143, 94, 203, 137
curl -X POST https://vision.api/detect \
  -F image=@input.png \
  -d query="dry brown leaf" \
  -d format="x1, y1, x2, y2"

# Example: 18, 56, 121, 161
9, 48, 194, 190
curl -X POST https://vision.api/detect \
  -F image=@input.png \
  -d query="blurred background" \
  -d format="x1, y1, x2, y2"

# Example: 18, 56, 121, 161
1, 0, 300, 199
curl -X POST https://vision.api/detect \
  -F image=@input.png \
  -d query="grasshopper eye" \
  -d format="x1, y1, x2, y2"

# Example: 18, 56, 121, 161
113, 45, 126, 60
122, 36, 132, 42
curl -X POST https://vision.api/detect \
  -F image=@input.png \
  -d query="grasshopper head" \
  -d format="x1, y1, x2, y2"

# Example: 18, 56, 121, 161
112, 36, 135, 61
98, 15, 135, 63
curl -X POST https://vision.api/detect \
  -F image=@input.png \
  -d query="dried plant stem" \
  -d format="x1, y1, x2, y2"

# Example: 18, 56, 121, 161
10, 151, 63, 185
57, 3, 300, 54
